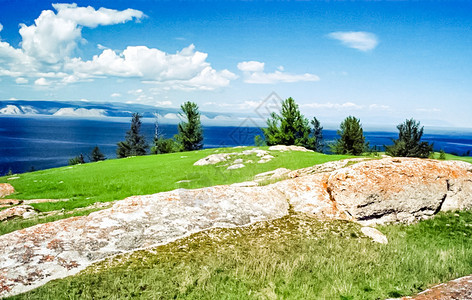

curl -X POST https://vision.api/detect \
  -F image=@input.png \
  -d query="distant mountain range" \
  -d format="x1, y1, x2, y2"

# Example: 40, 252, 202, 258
0, 100, 251, 126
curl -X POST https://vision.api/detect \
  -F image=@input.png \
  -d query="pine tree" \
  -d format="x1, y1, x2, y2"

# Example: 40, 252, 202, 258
311, 117, 324, 152
262, 97, 317, 149
117, 113, 148, 158
331, 116, 368, 155
91, 146, 106, 162
385, 118, 433, 158
176, 102, 204, 151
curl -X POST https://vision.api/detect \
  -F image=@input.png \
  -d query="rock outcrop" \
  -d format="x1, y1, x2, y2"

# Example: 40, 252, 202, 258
328, 158, 472, 225
0, 186, 288, 297
0, 183, 15, 198
1, 157, 472, 297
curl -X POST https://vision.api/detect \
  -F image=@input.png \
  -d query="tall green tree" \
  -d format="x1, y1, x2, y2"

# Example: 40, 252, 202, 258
331, 116, 368, 155
310, 117, 324, 152
385, 118, 433, 158
117, 113, 148, 158
263, 97, 321, 149
176, 101, 204, 151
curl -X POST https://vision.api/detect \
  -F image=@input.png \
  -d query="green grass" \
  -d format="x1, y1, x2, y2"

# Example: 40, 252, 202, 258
0, 147, 352, 213
9, 210, 472, 300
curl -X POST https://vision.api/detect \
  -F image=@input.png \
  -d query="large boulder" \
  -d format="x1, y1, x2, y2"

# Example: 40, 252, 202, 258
0, 183, 15, 198
327, 158, 472, 225
0, 185, 288, 297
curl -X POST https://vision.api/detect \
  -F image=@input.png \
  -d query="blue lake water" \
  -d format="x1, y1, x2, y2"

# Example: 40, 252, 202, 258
1, 116, 472, 174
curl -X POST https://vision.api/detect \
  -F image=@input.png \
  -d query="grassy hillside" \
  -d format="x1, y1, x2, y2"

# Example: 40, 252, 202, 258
0, 147, 352, 212
2, 149, 472, 299
9, 210, 472, 300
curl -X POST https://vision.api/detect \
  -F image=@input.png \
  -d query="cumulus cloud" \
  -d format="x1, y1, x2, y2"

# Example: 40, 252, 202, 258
110, 92, 121, 98
0, 4, 235, 91
0, 23, 3, 32
19, 3, 143, 64
328, 31, 378, 51
34, 77, 50, 86
15, 77, 28, 84
237, 60, 319, 84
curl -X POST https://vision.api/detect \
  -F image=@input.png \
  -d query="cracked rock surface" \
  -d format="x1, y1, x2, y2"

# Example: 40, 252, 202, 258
1, 157, 472, 297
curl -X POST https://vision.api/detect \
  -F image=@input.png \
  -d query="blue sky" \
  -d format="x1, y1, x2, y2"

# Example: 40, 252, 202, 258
0, 0, 471, 128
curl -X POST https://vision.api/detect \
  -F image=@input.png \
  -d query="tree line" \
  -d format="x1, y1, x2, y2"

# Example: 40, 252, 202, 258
262, 97, 434, 158
69, 101, 203, 165
69, 96, 441, 166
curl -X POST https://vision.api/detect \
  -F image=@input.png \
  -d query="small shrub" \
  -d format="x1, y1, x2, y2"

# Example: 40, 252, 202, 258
439, 150, 446, 160
69, 154, 85, 165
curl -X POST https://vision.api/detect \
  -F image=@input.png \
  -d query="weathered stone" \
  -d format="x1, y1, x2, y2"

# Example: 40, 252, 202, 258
0, 185, 288, 297
0, 183, 15, 198
193, 153, 236, 165
361, 227, 388, 244
327, 158, 472, 225
0, 205, 35, 221
258, 155, 274, 164
227, 164, 245, 170
0, 199, 20, 206
268, 145, 314, 152
254, 168, 291, 183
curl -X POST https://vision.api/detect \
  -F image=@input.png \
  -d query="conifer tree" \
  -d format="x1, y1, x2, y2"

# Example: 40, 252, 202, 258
91, 146, 106, 162
176, 101, 204, 151
117, 113, 148, 158
263, 97, 321, 150
331, 116, 368, 155
385, 118, 433, 158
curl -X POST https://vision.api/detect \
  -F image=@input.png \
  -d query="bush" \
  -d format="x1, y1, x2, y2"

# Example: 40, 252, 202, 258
439, 150, 446, 160
151, 137, 180, 154
69, 154, 85, 165
263, 97, 322, 150
254, 135, 265, 147
331, 116, 368, 155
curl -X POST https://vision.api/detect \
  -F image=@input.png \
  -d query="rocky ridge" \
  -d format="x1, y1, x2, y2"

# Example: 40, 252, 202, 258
1, 157, 472, 297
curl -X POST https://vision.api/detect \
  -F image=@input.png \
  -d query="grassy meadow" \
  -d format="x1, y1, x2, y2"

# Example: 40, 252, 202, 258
8, 210, 472, 300
2, 148, 472, 299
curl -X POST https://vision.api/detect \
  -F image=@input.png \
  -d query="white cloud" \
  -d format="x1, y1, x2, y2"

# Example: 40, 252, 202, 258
0, 23, 3, 32
0, 4, 235, 92
15, 77, 28, 84
237, 60, 319, 84
34, 77, 50, 86
110, 92, 121, 98
237, 61, 265, 72
8, 97, 17, 101
70, 44, 237, 90
128, 88, 143, 94
19, 3, 143, 64
302, 102, 363, 110
328, 31, 379, 51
